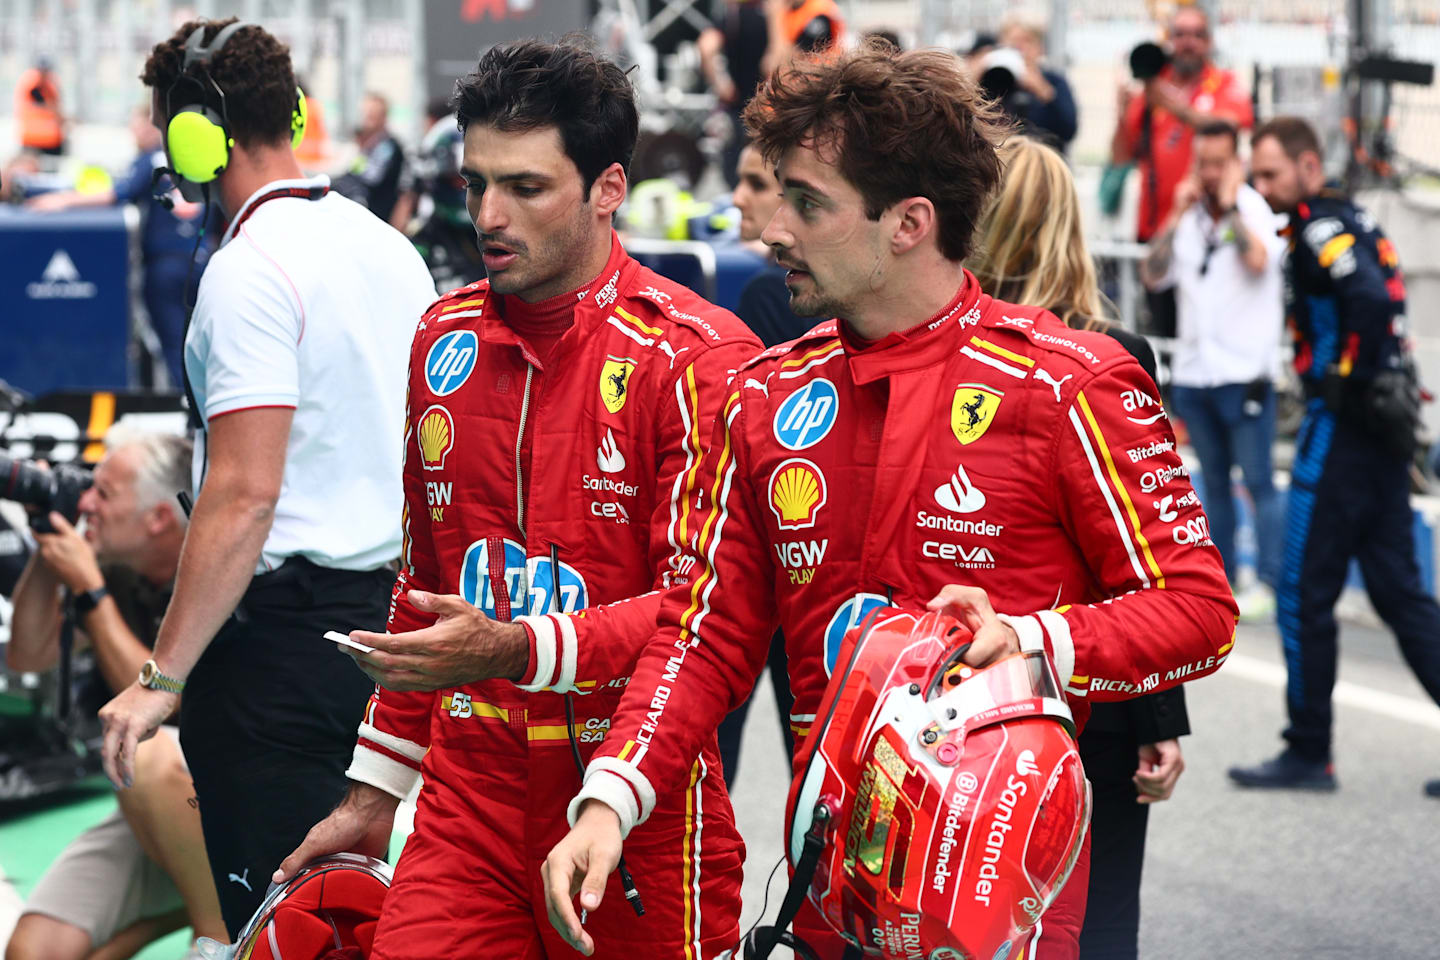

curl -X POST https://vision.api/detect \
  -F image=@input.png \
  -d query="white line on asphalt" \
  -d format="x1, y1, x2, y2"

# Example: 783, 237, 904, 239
1223, 653, 1440, 733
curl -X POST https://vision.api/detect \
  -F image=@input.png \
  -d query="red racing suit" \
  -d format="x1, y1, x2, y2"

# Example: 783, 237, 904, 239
348, 235, 760, 959
574, 273, 1238, 959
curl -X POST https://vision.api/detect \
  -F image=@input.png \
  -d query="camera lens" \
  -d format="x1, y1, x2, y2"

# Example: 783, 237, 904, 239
1130, 41, 1169, 81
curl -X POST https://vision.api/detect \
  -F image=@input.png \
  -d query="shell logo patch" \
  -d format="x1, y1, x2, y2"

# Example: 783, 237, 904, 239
418, 405, 455, 471
768, 458, 827, 530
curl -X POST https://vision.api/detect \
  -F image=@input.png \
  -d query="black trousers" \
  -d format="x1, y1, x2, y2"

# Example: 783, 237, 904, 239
179, 559, 390, 936
1278, 409, 1440, 761
1077, 729, 1150, 960
716, 630, 793, 788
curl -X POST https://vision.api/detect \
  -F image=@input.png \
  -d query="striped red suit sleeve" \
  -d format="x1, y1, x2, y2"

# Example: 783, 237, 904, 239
513, 338, 760, 697
568, 389, 779, 837
1004, 358, 1238, 704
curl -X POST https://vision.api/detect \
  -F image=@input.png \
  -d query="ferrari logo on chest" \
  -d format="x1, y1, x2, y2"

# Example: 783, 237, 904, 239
950, 383, 1004, 445
600, 356, 636, 414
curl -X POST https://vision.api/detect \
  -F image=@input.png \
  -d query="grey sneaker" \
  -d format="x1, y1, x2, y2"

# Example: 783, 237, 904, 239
1228, 750, 1337, 791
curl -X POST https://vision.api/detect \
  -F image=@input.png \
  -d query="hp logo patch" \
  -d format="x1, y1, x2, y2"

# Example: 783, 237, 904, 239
459, 538, 588, 617
822, 593, 888, 675
773, 378, 839, 450
425, 330, 478, 396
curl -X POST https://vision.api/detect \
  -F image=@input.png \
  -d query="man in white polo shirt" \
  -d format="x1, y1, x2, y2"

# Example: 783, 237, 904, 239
97, 18, 435, 935
1142, 120, 1287, 617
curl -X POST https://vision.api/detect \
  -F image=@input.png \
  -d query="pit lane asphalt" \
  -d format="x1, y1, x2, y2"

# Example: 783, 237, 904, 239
728, 620, 1440, 959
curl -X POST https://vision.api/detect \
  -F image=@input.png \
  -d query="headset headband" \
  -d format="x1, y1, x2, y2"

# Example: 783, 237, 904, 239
183, 19, 253, 71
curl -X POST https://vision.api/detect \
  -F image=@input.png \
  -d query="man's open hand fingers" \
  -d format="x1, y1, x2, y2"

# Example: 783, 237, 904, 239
100, 710, 124, 789
543, 853, 595, 956
347, 656, 435, 691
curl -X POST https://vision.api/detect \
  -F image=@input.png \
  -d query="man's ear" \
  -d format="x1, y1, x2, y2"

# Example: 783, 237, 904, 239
145, 501, 178, 537
590, 162, 628, 218
890, 196, 937, 256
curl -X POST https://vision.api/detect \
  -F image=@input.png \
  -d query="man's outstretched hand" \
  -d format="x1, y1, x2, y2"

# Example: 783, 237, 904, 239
344, 589, 528, 691
542, 801, 625, 956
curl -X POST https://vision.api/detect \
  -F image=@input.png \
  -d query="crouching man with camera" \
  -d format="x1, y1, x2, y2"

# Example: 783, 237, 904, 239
5, 428, 226, 960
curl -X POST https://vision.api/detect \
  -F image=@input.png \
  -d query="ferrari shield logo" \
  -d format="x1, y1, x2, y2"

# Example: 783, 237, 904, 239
600, 356, 636, 414
950, 383, 1003, 445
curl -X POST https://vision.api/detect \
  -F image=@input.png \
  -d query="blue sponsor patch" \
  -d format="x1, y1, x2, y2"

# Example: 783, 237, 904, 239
773, 378, 839, 450
822, 593, 888, 675
459, 538, 588, 617
425, 330, 478, 396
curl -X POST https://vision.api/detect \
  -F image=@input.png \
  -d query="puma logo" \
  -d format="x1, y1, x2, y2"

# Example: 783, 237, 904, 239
228, 868, 252, 892
1035, 368, 1072, 403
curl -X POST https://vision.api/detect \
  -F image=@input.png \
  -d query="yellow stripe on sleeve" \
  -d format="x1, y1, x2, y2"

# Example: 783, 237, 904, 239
677, 394, 741, 639
780, 340, 842, 369
676, 365, 705, 544
614, 305, 664, 336
681, 760, 701, 960
1077, 391, 1166, 589
970, 336, 1036, 368
440, 298, 485, 312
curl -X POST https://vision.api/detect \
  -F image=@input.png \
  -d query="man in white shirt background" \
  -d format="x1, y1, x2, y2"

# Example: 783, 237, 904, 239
95, 18, 436, 936
1142, 120, 1288, 617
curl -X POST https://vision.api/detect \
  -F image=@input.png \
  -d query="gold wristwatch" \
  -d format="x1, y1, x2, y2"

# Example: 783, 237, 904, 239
138, 658, 185, 694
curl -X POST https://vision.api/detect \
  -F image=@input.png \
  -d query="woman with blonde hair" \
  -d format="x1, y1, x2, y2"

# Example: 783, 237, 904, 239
972, 134, 1185, 960
973, 135, 1117, 337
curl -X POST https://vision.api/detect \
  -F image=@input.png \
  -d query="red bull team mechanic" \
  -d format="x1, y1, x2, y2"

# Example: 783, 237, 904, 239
274, 40, 759, 959
545, 43, 1238, 960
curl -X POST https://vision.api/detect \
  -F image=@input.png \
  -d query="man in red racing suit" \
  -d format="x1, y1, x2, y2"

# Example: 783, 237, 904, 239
545, 46, 1237, 960
277, 41, 760, 960
351, 233, 758, 959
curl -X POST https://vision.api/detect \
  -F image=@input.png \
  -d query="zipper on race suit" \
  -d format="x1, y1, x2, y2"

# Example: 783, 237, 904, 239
514, 363, 535, 598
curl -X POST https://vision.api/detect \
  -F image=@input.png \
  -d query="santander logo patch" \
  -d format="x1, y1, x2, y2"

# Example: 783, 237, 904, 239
935, 464, 986, 514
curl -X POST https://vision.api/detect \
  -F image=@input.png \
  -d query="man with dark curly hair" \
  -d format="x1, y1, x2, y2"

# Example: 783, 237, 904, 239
271, 37, 758, 960
97, 18, 436, 935
546, 42, 1236, 960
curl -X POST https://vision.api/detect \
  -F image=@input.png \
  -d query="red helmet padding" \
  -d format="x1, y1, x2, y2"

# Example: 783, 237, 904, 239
246, 868, 390, 960
352, 920, 378, 957
317, 868, 388, 915
250, 909, 334, 960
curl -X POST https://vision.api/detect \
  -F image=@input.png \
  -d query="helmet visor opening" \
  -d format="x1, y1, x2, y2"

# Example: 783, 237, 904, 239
929, 651, 1067, 731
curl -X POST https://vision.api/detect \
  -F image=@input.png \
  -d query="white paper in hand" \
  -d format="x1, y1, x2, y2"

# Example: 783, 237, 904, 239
324, 630, 377, 654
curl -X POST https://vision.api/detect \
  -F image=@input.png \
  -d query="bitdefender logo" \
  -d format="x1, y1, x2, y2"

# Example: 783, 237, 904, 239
27, 249, 97, 300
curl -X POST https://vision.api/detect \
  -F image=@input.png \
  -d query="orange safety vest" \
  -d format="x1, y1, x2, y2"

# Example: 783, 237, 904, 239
293, 94, 331, 168
781, 0, 844, 48
14, 68, 63, 150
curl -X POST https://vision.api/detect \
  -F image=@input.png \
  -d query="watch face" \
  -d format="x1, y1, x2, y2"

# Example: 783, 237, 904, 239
140, 661, 155, 685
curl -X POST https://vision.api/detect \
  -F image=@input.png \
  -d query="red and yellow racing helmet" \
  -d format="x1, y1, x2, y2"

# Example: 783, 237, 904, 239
780, 608, 1090, 960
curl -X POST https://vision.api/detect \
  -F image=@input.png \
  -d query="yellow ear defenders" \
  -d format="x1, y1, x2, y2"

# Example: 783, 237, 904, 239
163, 20, 307, 185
